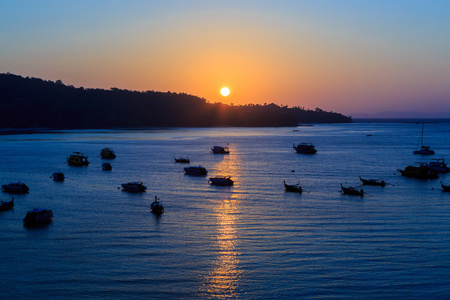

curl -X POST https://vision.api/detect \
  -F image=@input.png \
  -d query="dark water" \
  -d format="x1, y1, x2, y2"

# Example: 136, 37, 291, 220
1, 123, 450, 299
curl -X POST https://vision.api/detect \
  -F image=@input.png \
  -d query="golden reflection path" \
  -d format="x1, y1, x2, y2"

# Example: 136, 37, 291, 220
199, 147, 243, 298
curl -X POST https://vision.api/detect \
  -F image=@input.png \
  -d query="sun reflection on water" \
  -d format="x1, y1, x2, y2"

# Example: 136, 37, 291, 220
200, 196, 242, 298
199, 149, 242, 298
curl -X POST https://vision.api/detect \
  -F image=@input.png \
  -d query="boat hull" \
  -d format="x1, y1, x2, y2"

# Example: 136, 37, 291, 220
184, 167, 208, 176
23, 209, 53, 226
0, 198, 14, 211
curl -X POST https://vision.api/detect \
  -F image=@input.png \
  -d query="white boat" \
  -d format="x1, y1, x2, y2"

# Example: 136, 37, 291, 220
427, 159, 450, 173
209, 176, 234, 186
184, 166, 208, 175
23, 208, 53, 226
121, 182, 146, 193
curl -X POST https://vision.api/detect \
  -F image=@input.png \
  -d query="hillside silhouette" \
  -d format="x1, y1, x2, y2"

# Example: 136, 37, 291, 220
0, 73, 351, 129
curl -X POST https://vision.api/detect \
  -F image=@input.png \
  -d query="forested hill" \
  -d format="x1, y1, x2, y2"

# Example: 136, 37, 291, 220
0, 73, 351, 129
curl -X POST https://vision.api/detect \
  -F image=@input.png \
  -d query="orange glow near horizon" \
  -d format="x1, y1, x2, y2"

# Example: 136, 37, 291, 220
2, 2, 450, 116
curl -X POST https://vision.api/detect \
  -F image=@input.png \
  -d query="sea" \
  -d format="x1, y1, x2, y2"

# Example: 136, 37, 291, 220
1, 121, 450, 299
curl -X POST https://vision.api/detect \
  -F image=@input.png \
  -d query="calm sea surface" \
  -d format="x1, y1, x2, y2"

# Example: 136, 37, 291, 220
1, 122, 450, 299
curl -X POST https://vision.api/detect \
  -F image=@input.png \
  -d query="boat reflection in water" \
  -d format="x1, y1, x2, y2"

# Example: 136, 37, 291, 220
200, 195, 241, 298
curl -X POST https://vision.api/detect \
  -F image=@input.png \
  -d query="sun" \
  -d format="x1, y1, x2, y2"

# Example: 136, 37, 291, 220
220, 87, 230, 97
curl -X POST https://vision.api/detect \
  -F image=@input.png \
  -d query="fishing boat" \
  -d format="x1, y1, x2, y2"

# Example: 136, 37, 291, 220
174, 157, 190, 163
51, 172, 65, 181
2, 182, 29, 194
293, 143, 317, 154
184, 166, 208, 176
398, 163, 438, 179
23, 208, 53, 226
211, 145, 230, 154
0, 197, 14, 211
340, 184, 364, 196
284, 181, 302, 193
413, 124, 435, 155
359, 176, 386, 186
121, 182, 147, 193
441, 182, 450, 192
151, 196, 164, 215
102, 163, 112, 171
67, 152, 89, 166
209, 176, 234, 186
100, 147, 116, 159
426, 159, 450, 173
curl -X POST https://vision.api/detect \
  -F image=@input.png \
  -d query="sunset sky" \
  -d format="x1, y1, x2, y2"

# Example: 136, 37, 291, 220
1, 1, 450, 116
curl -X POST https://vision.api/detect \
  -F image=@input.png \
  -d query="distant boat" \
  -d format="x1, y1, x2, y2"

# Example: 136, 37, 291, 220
413, 124, 435, 155
441, 181, 450, 192
174, 157, 190, 163
100, 147, 116, 159
209, 176, 234, 186
23, 208, 53, 226
184, 166, 208, 176
2, 182, 29, 194
151, 196, 164, 215
67, 152, 89, 166
211, 145, 230, 154
293, 143, 317, 154
121, 182, 147, 193
359, 176, 386, 186
0, 197, 14, 211
284, 180, 302, 193
426, 159, 450, 173
340, 184, 364, 196
398, 163, 438, 179
51, 172, 65, 182
102, 163, 112, 171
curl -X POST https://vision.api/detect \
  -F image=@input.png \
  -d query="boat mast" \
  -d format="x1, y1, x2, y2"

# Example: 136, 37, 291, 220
421, 123, 424, 147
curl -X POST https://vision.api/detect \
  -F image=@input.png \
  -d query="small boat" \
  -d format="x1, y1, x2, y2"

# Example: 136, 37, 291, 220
23, 208, 53, 226
51, 172, 65, 181
2, 182, 29, 194
427, 159, 450, 173
413, 124, 435, 155
340, 184, 364, 196
209, 176, 234, 186
121, 182, 147, 193
284, 181, 302, 193
441, 182, 450, 192
102, 163, 112, 171
174, 157, 190, 163
151, 196, 164, 215
398, 163, 438, 179
67, 152, 89, 166
211, 145, 230, 154
0, 197, 14, 211
359, 176, 386, 186
100, 147, 116, 159
184, 166, 208, 176
293, 143, 317, 154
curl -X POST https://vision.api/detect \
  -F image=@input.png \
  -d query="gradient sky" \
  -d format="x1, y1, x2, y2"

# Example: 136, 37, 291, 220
1, 1, 450, 116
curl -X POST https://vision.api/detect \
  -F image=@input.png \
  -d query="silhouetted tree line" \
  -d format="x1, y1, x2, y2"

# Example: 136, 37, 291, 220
0, 73, 351, 129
